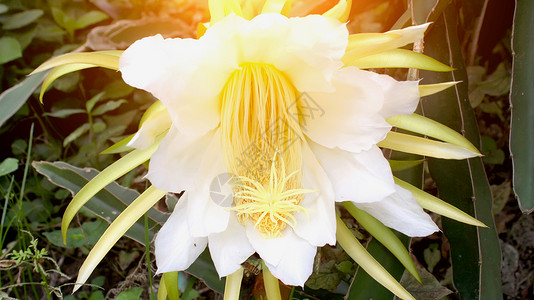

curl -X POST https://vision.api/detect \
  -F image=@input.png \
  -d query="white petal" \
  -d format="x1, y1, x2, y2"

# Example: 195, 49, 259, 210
212, 13, 348, 93
367, 72, 420, 118
147, 127, 216, 192
309, 142, 396, 203
186, 130, 231, 237
354, 185, 440, 237
119, 33, 239, 136
127, 110, 171, 150
155, 198, 208, 274
303, 67, 393, 153
292, 141, 336, 246
275, 14, 348, 92
208, 212, 255, 277
260, 230, 317, 287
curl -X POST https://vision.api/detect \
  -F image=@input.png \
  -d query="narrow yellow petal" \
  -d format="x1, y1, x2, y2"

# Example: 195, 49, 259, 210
209, 0, 243, 24
419, 82, 458, 97
31, 51, 122, 75
377, 132, 481, 159
139, 101, 167, 129
388, 159, 424, 172
224, 267, 244, 300
336, 216, 415, 300
344, 49, 454, 72
261, 0, 291, 15
73, 186, 167, 292
344, 33, 401, 60
100, 134, 134, 155
163, 271, 180, 300
39, 64, 94, 102
344, 23, 429, 61
342, 202, 421, 283
394, 177, 487, 227
62, 133, 166, 242
387, 114, 480, 154
157, 275, 168, 300
262, 262, 282, 300
323, 0, 352, 22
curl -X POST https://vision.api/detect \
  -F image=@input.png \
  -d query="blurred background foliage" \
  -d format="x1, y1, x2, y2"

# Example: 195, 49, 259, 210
0, 0, 527, 299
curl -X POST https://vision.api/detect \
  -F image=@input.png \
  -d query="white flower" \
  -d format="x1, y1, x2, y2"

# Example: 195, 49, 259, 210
119, 13, 438, 286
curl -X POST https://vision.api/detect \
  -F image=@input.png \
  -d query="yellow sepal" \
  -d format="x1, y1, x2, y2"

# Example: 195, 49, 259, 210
163, 271, 180, 300
387, 114, 480, 154
61, 133, 166, 243
73, 186, 167, 292
344, 49, 454, 71
225, 267, 245, 300
419, 82, 458, 97
323, 0, 352, 22
261, 0, 292, 16
336, 216, 415, 300
378, 131, 481, 159
343, 202, 422, 283
209, 0, 243, 24
31, 51, 122, 75
394, 177, 487, 227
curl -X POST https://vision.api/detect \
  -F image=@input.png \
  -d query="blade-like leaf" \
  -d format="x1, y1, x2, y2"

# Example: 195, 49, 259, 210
0, 72, 47, 127
510, 0, 534, 212
420, 5, 502, 298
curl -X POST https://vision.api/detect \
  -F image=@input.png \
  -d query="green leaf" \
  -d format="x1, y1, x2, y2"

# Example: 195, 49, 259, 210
75, 11, 109, 30
400, 264, 453, 299
44, 108, 86, 118
0, 72, 47, 127
6, 25, 37, 50
420, 5, 502, 298
0, 4, 8, 14
423, 243, 441, 273
510, 0, 534, 213
0, 157, 18, 176
86, 92, 107, 113
93, 99, 127, 116
0, 36, 22, 64
186, 250, 225, 294
32, 161, 167, 244
2, 9, 43, 30
43, 220, 107, 248
115, 287, 143, 300
63, 123, 91, 146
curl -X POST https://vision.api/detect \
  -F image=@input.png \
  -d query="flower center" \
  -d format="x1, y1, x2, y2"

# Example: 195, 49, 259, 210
220, 63, 309, 238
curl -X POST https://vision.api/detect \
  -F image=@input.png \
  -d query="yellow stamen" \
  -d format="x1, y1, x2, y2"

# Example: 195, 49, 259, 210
220, 63, 308, 238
